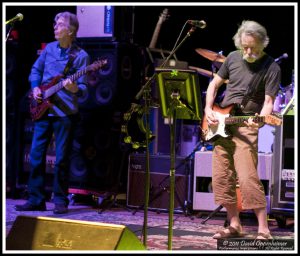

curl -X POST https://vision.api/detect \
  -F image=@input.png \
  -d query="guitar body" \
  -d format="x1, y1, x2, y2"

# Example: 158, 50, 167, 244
29, 98, 53, 121
201, 104, 282, 142
29, 76, 62, 121
201, 104, 234, 141
28, 60, 107, 121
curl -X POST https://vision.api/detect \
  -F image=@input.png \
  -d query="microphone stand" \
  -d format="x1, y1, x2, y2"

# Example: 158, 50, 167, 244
135, 34, 180, 249
163, 26, 196, 251
6, 24, 14, 42
134, 25, 196, 249
135, 75, 152, 248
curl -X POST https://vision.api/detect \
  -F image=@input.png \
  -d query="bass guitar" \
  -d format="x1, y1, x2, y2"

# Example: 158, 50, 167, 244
201, 104, 282, 142
29, 59, 107, 121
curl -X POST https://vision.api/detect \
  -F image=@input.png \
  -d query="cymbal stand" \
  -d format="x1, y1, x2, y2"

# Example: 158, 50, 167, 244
201, 205, 224, 224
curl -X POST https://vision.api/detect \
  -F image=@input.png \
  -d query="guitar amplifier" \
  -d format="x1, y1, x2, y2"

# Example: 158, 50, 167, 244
193, 151, 272, 213
127, 153, 193, 212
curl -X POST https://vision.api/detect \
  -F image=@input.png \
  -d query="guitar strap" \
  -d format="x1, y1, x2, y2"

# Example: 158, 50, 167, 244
62, 44, 80, 76
240, 55, 273, 110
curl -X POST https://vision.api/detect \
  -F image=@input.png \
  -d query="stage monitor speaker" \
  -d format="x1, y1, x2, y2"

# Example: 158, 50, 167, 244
6, 215, 145, 250
193, 151, 272, 213
127, 153, 193, 212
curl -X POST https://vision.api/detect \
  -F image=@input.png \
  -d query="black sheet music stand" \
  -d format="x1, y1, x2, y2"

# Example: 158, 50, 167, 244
155, 68, 202, 248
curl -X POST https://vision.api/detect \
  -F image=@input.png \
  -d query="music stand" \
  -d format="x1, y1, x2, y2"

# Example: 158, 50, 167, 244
156, 68, 202, 120
155, 68, 202, 248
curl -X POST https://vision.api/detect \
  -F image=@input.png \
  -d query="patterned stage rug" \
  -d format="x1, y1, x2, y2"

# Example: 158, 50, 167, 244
5, 199, 295, 251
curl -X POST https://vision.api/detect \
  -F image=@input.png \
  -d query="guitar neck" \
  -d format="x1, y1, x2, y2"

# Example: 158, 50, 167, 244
225, 116, 265, 125
149, 23, 162, 48
44, 68, 88, 98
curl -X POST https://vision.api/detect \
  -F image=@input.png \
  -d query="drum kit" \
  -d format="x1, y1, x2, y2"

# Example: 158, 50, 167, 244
189, 48, 227, 82
195, 48, 226, 68
273, 83, 294, 113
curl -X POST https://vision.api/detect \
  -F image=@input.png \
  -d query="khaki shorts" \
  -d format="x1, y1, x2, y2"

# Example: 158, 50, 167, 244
212, 126, 267, 210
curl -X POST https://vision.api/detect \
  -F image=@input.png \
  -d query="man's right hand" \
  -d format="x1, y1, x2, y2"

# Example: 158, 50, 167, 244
33, 87, 42, 101
205, 107, 219, 126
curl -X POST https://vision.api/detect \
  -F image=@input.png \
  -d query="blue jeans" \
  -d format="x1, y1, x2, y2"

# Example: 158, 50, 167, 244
28, 115, 76, 206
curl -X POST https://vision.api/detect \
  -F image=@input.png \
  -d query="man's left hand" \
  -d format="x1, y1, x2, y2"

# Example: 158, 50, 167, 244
243, 113, 263, 128
63, 78, 79, 93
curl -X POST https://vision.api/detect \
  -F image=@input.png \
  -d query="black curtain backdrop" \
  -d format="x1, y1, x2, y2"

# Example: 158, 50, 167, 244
5, 4, 295, 92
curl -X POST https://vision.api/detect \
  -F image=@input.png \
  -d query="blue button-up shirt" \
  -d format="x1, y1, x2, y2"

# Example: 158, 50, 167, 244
29, 41, 90, 116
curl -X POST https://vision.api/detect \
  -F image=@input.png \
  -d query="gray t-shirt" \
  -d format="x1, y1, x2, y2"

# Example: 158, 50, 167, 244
217, 50, 281, 115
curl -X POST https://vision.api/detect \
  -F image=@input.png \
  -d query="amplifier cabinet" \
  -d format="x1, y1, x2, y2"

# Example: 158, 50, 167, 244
127, 154, 193, 212
193, 151, 272, 213
271, 115, 294, 213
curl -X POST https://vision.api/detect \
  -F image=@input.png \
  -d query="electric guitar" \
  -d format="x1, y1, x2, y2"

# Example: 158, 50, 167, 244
201, 104, 282, 142
149, 8, 169, 49
29, 59, 107, 121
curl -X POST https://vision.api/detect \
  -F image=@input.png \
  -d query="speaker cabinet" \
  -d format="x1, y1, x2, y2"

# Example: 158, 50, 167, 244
69, 109, 128, 191
6, 41, 22, 193
16, 118, 56, 191
17, 109, 128, 193
6, 215, 145, 250
6, 112, 17, 193
127, 154, 193, 212
6, 41, 20, 108
193, 151, 272, 213
271, 115, 294, 213
76, 41, 142, 111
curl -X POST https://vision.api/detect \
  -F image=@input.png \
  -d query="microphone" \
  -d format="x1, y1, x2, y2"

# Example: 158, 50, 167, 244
275, 53, 288, 63
5, 13, 24, 25
187, 20, 207, 29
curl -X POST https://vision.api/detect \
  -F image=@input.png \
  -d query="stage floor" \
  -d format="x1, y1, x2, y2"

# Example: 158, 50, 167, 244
4, 197, 295, 251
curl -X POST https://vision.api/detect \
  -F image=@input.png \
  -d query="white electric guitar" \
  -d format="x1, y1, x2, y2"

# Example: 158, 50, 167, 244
201, 104, 283, 142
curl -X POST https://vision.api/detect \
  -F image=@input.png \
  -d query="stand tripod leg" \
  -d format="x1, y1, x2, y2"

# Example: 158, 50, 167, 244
98, 193, 131, 214
201, 205, 223, 224
97, 148, 131, 214
131, 184, 168, 215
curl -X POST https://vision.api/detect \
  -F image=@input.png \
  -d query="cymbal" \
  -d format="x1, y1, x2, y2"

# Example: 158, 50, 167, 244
189, 66, 215, 78
189, 66, 228, 83
195, 48, 226, 63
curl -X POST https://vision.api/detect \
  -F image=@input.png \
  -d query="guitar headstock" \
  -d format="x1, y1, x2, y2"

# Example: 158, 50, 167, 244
88, 59, 108, 72
265, 113, 283, 126
158, 8, 170, 24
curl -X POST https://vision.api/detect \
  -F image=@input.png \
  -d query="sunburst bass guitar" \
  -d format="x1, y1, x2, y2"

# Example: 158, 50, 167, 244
201, 104, 282, 142
29, 59, 107, 121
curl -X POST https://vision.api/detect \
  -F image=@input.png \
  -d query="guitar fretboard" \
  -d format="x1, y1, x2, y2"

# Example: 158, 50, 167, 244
225, 116, 265, 125
44, 68, 89, 99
